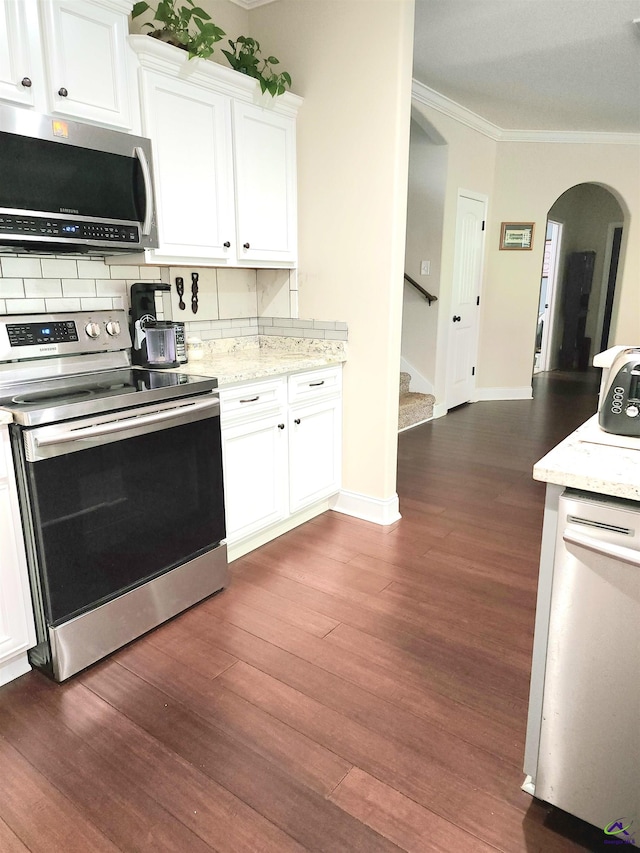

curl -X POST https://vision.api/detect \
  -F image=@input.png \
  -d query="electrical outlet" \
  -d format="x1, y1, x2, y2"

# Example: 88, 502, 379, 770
420, 260, 431, 275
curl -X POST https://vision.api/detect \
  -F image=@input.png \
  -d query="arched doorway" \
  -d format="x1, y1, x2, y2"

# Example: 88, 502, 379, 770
535, 183, 625, 376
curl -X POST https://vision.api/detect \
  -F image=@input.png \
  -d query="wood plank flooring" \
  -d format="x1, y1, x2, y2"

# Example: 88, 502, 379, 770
0, 370, 608, 852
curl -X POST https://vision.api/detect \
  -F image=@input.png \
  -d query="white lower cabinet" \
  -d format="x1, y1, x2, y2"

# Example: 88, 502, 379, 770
0, 426, 36, 686
220, 366, 342, 557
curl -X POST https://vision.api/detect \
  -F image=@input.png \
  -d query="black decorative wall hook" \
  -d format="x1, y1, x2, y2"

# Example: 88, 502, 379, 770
175, 276, 185, 310
191, 272, 199, 314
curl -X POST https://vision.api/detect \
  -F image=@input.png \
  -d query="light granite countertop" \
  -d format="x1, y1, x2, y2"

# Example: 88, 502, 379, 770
175, 338, 347, 387
533, 414, 640, 501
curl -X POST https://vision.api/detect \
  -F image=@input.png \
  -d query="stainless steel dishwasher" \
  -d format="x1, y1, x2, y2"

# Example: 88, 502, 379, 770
535, 489, 640, 832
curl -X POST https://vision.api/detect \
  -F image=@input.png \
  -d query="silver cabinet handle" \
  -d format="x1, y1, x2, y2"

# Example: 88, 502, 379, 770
239, 396, 259, 403
309, 380, 325, 387
134, 146, 154, 236
563, 528, 640, 568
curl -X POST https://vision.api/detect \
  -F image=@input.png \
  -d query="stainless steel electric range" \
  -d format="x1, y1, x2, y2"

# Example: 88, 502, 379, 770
0, 310, 227, 681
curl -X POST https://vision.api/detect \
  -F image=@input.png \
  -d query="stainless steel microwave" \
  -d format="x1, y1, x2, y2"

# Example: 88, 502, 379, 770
0, 104, 158, 255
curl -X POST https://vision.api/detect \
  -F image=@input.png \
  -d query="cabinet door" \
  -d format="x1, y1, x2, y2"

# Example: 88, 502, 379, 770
222, 414, 288, 543
233, 101, 297, 265
0, 0, 37, 107
140, 71, 235, 262
289, 397, 342, 513
39, 0, 132, 128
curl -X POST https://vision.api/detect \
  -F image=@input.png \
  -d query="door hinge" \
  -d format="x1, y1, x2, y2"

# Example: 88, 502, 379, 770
481, 220, 485, 231
472, 366, 475, 376
476, 295, 480, 306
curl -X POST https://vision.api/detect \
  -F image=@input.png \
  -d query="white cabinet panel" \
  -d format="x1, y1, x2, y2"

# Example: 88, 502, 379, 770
289, 398, 342, 513
222, 414, 288, 543
40, 0, 132, 128
233, 102, 297, 265
140, 72, 234, 260
0, 0, 36, 107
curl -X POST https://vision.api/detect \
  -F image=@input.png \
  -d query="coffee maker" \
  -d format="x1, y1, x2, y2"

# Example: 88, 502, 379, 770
129, 282, 179, 369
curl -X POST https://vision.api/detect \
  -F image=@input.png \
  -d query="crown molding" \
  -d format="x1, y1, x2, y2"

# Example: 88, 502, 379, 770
411, 79, 640, 146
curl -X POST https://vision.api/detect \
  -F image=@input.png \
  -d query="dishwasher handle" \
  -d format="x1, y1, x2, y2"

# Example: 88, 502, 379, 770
563, 527, 640, 568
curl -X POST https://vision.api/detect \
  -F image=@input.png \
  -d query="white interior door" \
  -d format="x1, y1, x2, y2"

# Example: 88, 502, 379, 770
446, 192, 485, 409
536, 220, 563, 373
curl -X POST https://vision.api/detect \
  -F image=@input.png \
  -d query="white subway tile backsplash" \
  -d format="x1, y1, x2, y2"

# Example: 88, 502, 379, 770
41, 259, 78, 278
97, 279, 127, 297
6, 298, 46, 313
137, 266, 162, 280
45, 298, 82, 312
0, 300, 5, 314
0, 279, 25, 298
24, 278, 62, 298
80, 297, 113, 311
76, 260, 111, 279
108, 265, 141, 280
62, 278, 96, 297
112, 297, 125, 310
1, 257, 42, 278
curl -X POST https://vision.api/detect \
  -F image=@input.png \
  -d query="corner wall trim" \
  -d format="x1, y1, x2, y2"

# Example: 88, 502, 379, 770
331, 490, 401, 526
474, 386, 533, 401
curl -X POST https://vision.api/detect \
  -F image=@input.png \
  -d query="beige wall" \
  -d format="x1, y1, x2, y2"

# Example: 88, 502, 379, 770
409, 102, 640, 395
482, 141, 639, 390
250, 0, 415, 506
403, 121, 447, 389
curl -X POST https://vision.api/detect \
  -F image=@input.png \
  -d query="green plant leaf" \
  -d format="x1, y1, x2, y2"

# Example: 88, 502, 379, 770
282, 71, 292, 85
190, 6, 210, 18
267, 56, 279, 64
132, 1, 150, 17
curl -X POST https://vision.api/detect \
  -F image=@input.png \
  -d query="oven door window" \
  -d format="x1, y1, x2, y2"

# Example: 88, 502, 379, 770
24, 416, 225, 625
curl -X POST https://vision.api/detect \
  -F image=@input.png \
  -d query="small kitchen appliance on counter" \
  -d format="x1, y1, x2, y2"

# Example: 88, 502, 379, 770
0, 309, 227, 682
130, 281, 179, 369
595, 346, 640, 436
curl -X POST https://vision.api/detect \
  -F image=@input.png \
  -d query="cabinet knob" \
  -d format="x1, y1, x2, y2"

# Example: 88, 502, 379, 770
21, 77, 32, 88
452, 315, 461, 323
243, 242, 250, 250
278, 423, 285, 429
58, 87, 68, 97
223, 241, 231, 248
294, 418, 301, 425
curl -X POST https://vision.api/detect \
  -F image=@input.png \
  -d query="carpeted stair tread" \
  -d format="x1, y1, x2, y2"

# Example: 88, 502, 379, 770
398, 389, 435, 430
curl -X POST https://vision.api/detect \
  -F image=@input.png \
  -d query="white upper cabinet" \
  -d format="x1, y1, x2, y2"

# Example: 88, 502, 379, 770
131, 35, 302, 268
139, 71, 235, 261
0, 0, 134, 130
0, 0, 37, 107
233, 102, 297, 265
40, 0, 133, 128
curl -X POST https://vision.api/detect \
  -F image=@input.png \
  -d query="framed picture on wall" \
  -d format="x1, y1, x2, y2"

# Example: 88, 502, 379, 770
500, 222, 535, 250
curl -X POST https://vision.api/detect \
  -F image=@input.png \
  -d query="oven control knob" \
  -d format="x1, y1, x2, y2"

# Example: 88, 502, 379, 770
105, 320, 121, 337
85, 322, 101, 339
625, 405, 639, 418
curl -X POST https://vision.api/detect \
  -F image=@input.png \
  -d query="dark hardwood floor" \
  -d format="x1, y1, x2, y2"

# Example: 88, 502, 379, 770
0, 370, 608, 852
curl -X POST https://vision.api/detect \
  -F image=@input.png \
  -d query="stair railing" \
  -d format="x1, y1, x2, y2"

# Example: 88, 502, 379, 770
404, 273, 437, 305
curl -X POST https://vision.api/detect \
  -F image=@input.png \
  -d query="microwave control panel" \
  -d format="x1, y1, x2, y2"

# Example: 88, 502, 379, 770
0, 212, 139, 244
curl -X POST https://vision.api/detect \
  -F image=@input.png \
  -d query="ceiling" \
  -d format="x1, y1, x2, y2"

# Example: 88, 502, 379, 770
412, 0, 640, 133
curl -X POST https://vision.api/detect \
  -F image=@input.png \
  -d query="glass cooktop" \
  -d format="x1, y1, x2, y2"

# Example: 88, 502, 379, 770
0, 367, 218, 426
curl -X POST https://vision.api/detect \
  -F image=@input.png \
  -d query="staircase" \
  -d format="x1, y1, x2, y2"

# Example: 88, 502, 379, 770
398, 371, 435, 432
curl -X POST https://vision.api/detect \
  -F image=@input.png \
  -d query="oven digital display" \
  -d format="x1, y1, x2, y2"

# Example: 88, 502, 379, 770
7, 320, 79, 346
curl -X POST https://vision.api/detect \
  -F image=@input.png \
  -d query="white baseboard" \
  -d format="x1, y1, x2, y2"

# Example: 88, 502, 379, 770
0, 652, 31, 687
433, 402, 448, 419
331, 489, 402, 526
400, 356, 435, 395
474, 385, 533, 401
521, 775, 536, 796
398, 416, 433, 433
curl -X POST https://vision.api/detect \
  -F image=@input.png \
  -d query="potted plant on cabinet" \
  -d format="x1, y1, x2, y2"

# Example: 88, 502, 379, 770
131, 0, 225, 59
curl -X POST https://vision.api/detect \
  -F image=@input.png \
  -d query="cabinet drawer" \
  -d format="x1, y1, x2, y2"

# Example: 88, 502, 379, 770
220, 378, 286, 423
288, 367, 342, 405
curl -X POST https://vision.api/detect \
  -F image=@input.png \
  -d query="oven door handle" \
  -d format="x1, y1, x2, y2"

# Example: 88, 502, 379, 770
34, 398, 218, 449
